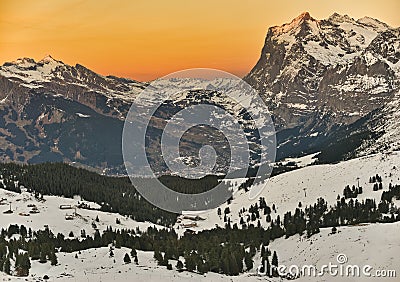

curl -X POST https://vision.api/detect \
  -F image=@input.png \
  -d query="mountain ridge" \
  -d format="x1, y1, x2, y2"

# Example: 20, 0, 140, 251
245, 12, 399, 127
244, 12, 399, 161
0, 12, 399, 171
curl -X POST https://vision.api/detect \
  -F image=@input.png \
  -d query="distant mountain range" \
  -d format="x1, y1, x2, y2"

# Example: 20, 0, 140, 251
0, 12, 399, 174
0, 55, 146, 174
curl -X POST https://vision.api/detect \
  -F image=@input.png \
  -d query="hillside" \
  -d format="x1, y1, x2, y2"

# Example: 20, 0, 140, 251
1, 151, 399, 281
175, 152, 400, 232
3, 221, 398, 282
0, 188, 164, 238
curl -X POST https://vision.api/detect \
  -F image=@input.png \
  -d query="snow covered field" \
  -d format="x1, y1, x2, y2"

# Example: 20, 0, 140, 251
0, 189, 164, 238
2, 248, 257, 282
269, 222, 400, 282
176, 152, 400, 232
1, 152, 399, 281
3, 222, 399, 281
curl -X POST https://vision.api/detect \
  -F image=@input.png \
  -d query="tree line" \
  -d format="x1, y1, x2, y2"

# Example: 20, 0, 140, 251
0, 163, 227, 226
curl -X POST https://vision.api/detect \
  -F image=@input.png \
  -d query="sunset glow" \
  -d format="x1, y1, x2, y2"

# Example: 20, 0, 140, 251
1, 0, 399, 81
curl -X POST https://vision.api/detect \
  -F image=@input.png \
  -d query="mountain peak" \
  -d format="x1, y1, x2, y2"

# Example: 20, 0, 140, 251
296, 11, 311, 21
357, 16, 390, 31
10, 57, 36, 67
38, 54, 62, 64
271, 12, 316, 35
328, 13, 354, 23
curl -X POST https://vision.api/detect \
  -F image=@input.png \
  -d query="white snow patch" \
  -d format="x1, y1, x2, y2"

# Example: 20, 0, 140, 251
76, 113, 91, 118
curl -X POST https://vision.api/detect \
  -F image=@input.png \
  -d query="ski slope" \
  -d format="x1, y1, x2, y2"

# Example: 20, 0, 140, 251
0, 189, 164, 238
175, 152, 400, 232
268, 222, 400, 281
1, 152, 399, 281
4, 223, 399, 281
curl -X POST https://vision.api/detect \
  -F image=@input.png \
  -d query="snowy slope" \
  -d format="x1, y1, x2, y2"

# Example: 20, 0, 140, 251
0, 188, 164, 238
1, 152, 399, 281
4, 223, 399, 282
269, 222, 400, 281
4, 248, 256, 282
175, 152, 400, 232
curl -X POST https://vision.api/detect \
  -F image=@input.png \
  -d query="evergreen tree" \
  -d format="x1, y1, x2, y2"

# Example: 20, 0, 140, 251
50, 252, 58, 266
39, 251, 47, 263
224, 207, 230, 215
229, 254, 240, 275
3, 257, 11, 275
244, 251, 253, 271
15, 253, 31, 276
123, 253, 131, 264
129, 247, 137, 258
271, 251, 278, 267
266, 257, 271, 277
185, 253, 196, 272
154, 250, 163, 265
176, 260, 183, 270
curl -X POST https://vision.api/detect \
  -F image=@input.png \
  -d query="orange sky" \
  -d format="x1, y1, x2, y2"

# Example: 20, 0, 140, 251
1, 0, 399, 81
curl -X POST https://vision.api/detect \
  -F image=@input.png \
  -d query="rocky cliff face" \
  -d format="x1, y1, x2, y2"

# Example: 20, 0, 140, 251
244, 12, 399, 161
245, 12, 399, 129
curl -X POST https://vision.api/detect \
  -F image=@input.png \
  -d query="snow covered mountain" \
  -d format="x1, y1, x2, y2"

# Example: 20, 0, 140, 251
0, 55, 145, 107
0, 13, 399, 172
246, 12, 399, 127
245, 12, 400, 161
0, 59, 273, 175
0, 56, 148, 173
1, 12, 400, 282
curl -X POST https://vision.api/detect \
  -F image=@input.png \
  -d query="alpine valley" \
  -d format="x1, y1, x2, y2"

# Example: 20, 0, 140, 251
0, 12, 399, 282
